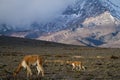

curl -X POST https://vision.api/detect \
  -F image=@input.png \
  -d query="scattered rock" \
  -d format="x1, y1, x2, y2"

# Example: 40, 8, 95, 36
110, 55, 119, 59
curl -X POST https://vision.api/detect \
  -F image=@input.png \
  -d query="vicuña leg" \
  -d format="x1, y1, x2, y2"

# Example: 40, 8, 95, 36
37, 65, 44, 77
26, 66, 32, 77
72, 64, 75, 71
13, 63, 22, 77
36, 66, 40, 75
82, 66, 85, 70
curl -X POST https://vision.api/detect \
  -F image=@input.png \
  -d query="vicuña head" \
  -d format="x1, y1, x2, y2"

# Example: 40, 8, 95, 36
13, 55, 44, 77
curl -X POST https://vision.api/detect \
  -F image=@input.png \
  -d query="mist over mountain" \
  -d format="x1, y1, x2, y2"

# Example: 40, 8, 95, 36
0, 0, 120, 31
0, 0, 74, 30
0, 0, 120, 48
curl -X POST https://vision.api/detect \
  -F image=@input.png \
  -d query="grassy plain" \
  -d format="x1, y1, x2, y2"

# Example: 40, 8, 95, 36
0, 36, 120, 80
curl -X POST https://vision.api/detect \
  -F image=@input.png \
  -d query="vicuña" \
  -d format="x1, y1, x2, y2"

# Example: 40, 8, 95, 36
66, 61, 85, 71
13, 55, 44, 77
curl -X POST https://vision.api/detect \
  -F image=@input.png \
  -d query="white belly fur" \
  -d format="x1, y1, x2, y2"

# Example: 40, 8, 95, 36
21, 60, 27, 69
21, 60, 38, 69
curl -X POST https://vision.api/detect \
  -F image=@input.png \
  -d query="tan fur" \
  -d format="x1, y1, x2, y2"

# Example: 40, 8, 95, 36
66, 61, 85, 71
13, 55, 44, 77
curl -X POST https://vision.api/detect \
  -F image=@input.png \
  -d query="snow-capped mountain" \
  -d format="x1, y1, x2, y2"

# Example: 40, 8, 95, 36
38, 12, 120, 47
1, 0, 120, 48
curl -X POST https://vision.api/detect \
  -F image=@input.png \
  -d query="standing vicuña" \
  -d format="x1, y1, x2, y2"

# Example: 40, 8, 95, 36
13, 55, 44, 77
66, 61, 85, 71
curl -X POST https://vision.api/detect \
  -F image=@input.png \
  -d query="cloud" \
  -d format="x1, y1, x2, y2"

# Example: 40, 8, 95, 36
0, 0, 75, 29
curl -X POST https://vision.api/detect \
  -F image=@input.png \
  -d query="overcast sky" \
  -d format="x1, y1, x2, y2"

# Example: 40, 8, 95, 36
0, 0, 75, 29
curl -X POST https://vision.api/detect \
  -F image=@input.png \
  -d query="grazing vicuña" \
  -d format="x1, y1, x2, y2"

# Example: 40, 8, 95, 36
13, 55, 44, 77
66, 61, 85, 71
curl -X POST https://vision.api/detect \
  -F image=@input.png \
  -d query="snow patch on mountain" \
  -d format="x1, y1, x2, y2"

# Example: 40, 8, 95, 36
101, 0, 120, 19
38, 11, 120, 47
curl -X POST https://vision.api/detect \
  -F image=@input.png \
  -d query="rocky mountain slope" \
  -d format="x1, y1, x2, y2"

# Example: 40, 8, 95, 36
0, 0, 120, 48
38, 12, 120, 47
